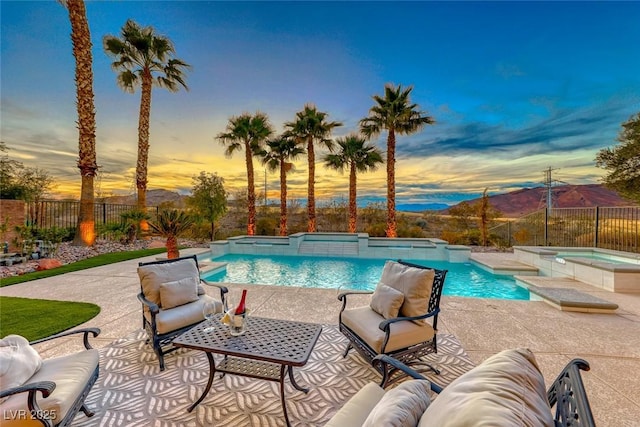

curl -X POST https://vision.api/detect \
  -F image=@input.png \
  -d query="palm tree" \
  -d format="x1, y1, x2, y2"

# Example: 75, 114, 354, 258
216, 113, 273, 235
59, 0, 97, 247
103, 19, 190, 233
149, 209, 194, 259
284, 105, 342, 232
360, 84, 434, 237
324, 134, 383, 233
259, 136, 306, 236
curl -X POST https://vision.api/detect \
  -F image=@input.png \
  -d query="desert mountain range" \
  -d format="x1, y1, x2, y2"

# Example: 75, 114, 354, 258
445, 184, 634, 217
102, 184, 634, 219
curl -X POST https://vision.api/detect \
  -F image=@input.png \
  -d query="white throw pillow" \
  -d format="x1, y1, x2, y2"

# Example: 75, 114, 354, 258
160, 277, 199, 309
370, 283, 405, 319
363, 379, 432, 427
0, 335, 43, 397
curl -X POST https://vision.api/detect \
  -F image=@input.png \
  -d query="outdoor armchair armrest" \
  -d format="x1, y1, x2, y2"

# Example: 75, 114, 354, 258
200, 279, 229, 306
373, 355, 443, 393
378, 308, 441, 332
0, 380, 56, 401
137, 292, 160, 315
30, 327, 100, 350
547, 358, 595, 427
337, 290, 373, 312
337, 290, 373, 300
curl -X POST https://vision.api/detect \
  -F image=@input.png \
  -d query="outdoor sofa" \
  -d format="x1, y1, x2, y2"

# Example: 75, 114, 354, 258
325, 347, 595, 427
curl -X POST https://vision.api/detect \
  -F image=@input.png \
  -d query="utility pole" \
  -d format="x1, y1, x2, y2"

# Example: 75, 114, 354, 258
541, 167, 559, 210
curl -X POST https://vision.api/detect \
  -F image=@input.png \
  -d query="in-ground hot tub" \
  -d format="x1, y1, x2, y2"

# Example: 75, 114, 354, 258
514, 246, 640, 293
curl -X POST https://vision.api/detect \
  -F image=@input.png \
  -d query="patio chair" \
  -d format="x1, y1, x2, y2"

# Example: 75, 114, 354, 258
137, 254, 228, 370
338, 259, 447, 386
0, 328, 100, 427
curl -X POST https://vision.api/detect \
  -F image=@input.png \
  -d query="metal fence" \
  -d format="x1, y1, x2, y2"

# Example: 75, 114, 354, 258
25, 200, 158, 231
490, 206, 640, 253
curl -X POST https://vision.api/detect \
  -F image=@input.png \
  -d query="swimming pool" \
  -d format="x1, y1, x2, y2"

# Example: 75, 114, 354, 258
202, 254, 530, 300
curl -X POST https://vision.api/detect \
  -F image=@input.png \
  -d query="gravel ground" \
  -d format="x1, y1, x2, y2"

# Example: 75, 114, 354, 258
0, 238, 208, 278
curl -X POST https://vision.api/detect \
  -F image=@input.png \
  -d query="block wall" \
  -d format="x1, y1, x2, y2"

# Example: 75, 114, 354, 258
0, 199, 25, 252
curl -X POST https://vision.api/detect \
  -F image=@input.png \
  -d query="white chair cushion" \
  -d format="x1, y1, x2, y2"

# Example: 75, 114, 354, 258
380, 261, 435, 322
150, 294, 222, 335
0, 349, 98, 426
138, 258, 203, 306
363, 379, 432, 427
370, 283, 405, 319
419, 348, 554, 427
341, 307, 434, 353
160, 277, 199, 309
0, 335, 43, 393
324, 382, 385, 427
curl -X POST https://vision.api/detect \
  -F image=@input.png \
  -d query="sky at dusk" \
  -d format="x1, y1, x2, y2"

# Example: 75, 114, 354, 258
2, 1, 639, 208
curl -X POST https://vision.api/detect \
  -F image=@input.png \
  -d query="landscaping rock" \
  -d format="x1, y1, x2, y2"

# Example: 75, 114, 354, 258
37, 258, 63, 271
1, 238, 208, 279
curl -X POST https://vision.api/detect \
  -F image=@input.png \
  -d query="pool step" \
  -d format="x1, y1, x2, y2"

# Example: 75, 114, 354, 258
298, 242, 359, 256
515, 276, 619, 313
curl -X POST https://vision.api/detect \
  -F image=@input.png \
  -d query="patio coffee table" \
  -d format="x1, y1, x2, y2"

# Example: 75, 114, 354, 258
173, 314, 322, 427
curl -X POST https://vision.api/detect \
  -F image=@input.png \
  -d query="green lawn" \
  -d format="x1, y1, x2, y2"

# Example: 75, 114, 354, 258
0, 247, 167, 287
0, 296, 101, 341
0, 247, 168, 339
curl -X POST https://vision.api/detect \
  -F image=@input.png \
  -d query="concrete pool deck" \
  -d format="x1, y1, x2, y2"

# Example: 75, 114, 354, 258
1, 248, 639, 426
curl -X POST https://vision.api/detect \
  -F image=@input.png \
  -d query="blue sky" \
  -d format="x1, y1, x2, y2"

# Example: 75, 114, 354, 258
2, 1, 639, 208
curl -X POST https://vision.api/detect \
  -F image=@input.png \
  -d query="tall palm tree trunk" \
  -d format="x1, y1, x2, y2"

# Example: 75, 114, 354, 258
245, 142, 256, 235
348, 162, 357, 233
279, 159, 287, 236
68, 0, 97, 247
386, 130, 397, 238
307, 137, 316, 232
136, 71, 152, 234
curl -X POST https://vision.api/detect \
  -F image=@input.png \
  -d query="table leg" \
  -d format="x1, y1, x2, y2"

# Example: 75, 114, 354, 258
187, 352, 215, 412
279, 365, 291, 427
287, 365, 309, 393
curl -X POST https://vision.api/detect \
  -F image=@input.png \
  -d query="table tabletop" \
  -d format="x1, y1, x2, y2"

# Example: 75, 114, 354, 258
173, 314, 322, 366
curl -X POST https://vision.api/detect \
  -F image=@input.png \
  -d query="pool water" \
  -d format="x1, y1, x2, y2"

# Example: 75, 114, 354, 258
202, 254, 530, 300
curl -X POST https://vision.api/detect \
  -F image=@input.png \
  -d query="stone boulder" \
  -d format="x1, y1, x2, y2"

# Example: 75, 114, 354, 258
37, 258, 63, 271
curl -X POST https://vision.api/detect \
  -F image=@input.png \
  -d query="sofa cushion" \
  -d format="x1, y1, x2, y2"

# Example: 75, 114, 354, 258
363, 379, 432, 427
324, 382, 386, 427
160, 277, 199, 309
418, 348, 554, 427
149, 294, 222, 334
138, 258, 204, 307
380, 261, 435, 323
0, 335, 43, 393
370, 283, 405, 319
341, 306, 434, 353
0, 349, 98, 426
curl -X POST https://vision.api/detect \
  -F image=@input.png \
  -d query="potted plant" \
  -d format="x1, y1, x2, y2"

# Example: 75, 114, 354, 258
148, 209, 194, 259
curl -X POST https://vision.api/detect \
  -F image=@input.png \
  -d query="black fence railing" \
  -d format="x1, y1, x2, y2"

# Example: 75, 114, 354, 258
25, 200, 158, 232
490, 206, 639, 253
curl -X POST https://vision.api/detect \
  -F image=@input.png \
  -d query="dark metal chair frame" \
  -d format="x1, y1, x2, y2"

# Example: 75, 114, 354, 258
374, 354, 596, 427
137, 254, 228, 371
338, 259, 447, 386
0, 328, 101, 427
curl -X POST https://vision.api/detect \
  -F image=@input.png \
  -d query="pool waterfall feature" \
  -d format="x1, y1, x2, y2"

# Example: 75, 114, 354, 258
514, 246, 640, 293
209, 232, 471, 263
